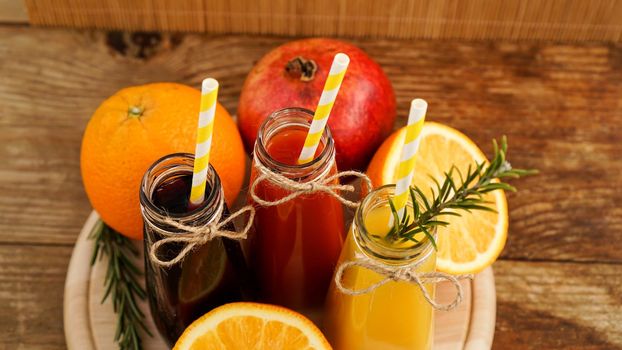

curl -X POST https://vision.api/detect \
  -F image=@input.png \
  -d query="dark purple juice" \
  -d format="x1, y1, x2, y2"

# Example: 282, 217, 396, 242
144, 174, 252, 346
152, 174, 194, 213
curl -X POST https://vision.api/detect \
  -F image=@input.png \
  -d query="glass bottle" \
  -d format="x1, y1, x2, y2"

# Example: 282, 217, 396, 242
324, 184, 436, 350
248, 107, 346, 316
140, 153, 252, 346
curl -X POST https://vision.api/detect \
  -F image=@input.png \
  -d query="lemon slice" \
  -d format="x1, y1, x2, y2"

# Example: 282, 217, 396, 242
367, 122, 508, 274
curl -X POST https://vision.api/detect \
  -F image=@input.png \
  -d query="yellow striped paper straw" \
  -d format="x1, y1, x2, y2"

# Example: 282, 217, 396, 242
298, 53, 350, 164
189, 78, 219, 206
393, 99, 428, 220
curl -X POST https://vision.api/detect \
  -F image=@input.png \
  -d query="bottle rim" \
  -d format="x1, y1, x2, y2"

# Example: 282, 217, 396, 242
353, 184, 436, 265
254, 107, 335, 180
139, 152, 223, 224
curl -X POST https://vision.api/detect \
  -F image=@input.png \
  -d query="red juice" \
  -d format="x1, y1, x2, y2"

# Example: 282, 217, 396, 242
249, 127, 345, 312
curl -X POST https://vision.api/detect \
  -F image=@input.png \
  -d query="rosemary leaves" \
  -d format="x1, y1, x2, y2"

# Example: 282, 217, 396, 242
386, 136, 537, 246
90, 220, 151, 350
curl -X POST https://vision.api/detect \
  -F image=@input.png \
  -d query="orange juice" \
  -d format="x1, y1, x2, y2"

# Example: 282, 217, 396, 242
324, 185, 436, 350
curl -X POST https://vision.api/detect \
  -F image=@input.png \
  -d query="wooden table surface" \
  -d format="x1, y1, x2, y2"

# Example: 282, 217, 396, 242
1, 24, 621, 350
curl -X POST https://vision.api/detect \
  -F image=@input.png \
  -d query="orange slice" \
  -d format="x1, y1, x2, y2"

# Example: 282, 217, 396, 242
367, 122, 508, 274
178, 240, 227, 303
173, 302, 332, 350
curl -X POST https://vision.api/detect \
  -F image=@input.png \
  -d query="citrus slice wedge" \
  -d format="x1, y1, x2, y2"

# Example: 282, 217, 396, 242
367, 122, 508, 274
173, 302, 332, 350
178, 240, 227, 303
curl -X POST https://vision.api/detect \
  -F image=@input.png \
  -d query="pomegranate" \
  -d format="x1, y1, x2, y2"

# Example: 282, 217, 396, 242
238, 38, 396, 171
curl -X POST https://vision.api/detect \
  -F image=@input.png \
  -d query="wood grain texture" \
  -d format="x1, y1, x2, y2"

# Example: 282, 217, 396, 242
0, 26, 621, 349
465, 267, 496, 350
0, 245, 71, 349
1, 27, 621, 261
494, 260, 622, 349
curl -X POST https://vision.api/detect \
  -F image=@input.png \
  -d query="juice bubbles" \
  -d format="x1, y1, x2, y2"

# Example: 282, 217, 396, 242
140, 153, 252, 346
324, 184, 436, 350
248, 107, 345, 314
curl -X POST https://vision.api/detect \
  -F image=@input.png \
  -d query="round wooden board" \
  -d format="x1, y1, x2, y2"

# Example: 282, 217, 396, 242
64, 211, 496, 349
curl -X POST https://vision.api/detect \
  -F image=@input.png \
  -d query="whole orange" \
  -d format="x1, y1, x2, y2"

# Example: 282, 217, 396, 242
81, 83, 245, 240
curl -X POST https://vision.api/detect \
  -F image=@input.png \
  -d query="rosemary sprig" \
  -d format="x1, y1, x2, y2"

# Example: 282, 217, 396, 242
386, 136, 537, 245
90, 220, 152, 350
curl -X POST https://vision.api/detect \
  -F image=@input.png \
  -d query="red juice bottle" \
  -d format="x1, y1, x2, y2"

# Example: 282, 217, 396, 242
248, 107, 345, 316
140, 153, 252, 346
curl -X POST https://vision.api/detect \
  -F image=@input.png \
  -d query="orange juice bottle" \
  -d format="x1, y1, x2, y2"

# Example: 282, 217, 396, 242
324, 184, 436, 350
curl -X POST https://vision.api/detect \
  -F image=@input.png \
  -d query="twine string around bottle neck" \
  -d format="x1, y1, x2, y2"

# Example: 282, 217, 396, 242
146, 202, 254, 268
335, 257, 473, 311
250, 161, 373, 208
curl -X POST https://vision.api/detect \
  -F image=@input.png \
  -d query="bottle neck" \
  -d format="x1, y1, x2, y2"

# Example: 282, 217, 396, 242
352, 184, 436, 266
253, 107, 336, 181
139, 153, 224, 233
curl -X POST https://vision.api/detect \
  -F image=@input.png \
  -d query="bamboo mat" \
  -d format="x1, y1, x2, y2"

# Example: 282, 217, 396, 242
23, 0, 622, 41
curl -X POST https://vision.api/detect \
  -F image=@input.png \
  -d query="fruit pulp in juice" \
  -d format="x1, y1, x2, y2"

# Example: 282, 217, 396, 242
324, 205, 435, 350
144, 174, 252, 345
250, 128, 345, 311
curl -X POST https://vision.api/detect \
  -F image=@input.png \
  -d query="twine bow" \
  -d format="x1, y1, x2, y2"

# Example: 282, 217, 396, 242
147, 205, 255, 268
335, 258, 473, 311
250, 162, 373, 208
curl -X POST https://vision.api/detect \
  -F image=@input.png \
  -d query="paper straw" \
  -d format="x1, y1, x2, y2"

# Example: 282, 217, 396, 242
298, 53, 350, 164
393, 99, 428, 220
189, 78, 219, 205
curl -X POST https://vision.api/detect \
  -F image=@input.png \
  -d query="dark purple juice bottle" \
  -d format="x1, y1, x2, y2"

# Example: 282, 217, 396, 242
139, 153, 252, 346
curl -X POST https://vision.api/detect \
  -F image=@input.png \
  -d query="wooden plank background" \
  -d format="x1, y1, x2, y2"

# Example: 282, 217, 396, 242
1, 18, 622, 350
20, 0, 622, 41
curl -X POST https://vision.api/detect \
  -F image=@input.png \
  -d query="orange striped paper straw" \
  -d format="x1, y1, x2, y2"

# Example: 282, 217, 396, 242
393, 99, 427, 220
189, 78, 219, 206
298, 53, 350, 164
